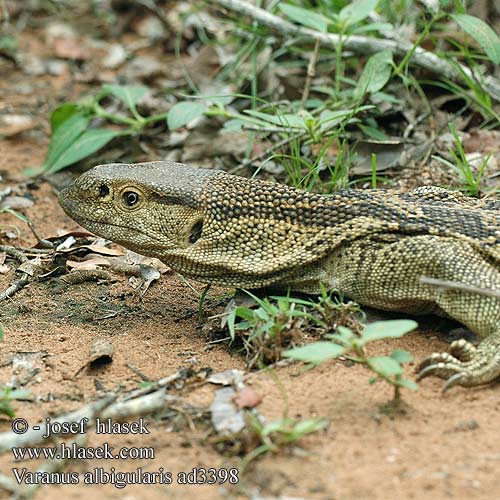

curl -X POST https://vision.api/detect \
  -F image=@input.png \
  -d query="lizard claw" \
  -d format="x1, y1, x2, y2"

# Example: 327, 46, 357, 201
418, 368, 466, 393
416, 338, 500, 390
442, 373, 466, 393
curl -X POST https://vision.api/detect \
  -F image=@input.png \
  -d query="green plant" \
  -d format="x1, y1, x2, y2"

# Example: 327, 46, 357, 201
241, 413, 328, 469
284, 320, 419, 401
0, 206, 29, 239
433, 122, 491, 196
226, 287, 365, 367
272, 285, 365, 333
450, 13, 500, 66
279, 0, 387, 95
28, 85, 170, 176
0, 387, 31, 418
0, 35, 18, 58
227, 291, 317, 367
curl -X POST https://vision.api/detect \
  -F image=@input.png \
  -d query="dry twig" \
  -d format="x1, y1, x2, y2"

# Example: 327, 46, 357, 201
420, 276, 500, 299
0, 245, 31, 301
301, 39, 321, 109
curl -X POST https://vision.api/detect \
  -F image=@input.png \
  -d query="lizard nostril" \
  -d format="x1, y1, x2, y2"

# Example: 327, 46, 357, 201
189, 220, 203, 244
99, 184, 109, 198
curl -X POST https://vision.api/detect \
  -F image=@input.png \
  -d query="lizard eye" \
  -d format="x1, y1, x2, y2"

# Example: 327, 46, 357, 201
122, 190, 140, 207
99, 184, 109, 197
189, 220, 203, 244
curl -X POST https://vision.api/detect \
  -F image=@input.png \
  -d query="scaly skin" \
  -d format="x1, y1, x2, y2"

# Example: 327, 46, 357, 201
58, 161, 500, 390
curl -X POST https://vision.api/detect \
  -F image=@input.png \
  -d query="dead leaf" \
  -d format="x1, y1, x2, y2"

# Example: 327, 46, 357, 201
21, 53, 47, 76
66, 257, 110, 270
125, 55, 165, 81
0, 195, 34, 210
52, 37, 90, 60
134, 16, 166, 40
233, 386, 262, 409
17, 257, 42, 276
55, 236, 77, 251
207, 369, 245, 386
0, 115, 37, 137
10, 351, 48, 387
182, 131, 248, 161
84, 244, 124, 256
139, 264, 161, 295
462, 129, 500, 154
103, 43, 127, 69
46, 59, 69, 76
69, 244, 124, 256
210, 387, 245, 434
88, 339, 114, 366
351, 140, 405, 175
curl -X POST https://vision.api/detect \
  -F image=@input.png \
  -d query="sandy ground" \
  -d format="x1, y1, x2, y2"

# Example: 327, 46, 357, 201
1, 16, 500, 500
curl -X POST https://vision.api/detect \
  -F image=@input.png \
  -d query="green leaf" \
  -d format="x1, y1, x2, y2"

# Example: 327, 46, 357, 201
262, 418, 292, 436
9, 389, 31, 400
357, 123, 389, 141
167, 101, 207, 130
326, 325, 355, 345
278, 3, 332, 32
0, 400, 15, 418
283, 341, 345, 364
102, 84, 149, 110
42, 112, 90, 171
355, 50, 393, 98
360, 320, 418, 344
338, 0, 379, 28
367, 355, 403, 377
235, 306, 256, 321
0, 324, 3, 341
223, 118, 245, 131
50, 103, 80, 133
451, 14, 500, 64
318, 105, 374, 132
0, 35, 18, 55
1, 207, 28, 223
319, 109, 353, 131
390, 349, 414, 364
396, 378, 419, 391
244, 110, 305, 129
352, 22, 393, 34
450, 0, 464, 13
45, 128, 124, 174
228, 306, 255, 339
292, 418, 329, 436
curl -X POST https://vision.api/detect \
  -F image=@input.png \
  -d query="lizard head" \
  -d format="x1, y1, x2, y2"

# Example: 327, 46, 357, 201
58, 161, 220, 259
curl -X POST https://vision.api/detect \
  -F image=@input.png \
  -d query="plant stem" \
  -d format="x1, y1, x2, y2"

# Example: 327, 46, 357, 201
93, 103, 137, 126
394, 12, 442, 76
301, 39, 321, 109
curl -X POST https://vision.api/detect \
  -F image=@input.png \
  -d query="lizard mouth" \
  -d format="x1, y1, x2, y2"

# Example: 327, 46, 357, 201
59, 199, 166, 246
83, 218, 166, 245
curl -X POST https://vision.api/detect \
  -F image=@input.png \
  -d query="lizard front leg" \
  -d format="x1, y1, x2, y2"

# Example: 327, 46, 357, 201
415, 276, 500, 390
417, 335, 500, 390
410, 244, 500, 390
327, 235, 500, 390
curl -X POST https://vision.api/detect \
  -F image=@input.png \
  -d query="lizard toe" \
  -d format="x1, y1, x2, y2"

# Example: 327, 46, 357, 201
416, 360, 463, 381
417, 343, 500, 389
417, 351, 459, 372
449, 339, 477, 362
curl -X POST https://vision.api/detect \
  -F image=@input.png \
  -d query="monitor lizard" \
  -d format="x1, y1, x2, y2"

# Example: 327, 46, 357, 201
58, 161, 500, 390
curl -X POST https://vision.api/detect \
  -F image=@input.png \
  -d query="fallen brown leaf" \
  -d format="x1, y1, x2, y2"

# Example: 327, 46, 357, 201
0, 115, 37, 137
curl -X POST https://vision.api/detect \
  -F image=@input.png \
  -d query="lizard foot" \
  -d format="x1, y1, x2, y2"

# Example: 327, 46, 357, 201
417, 339, 500, 391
